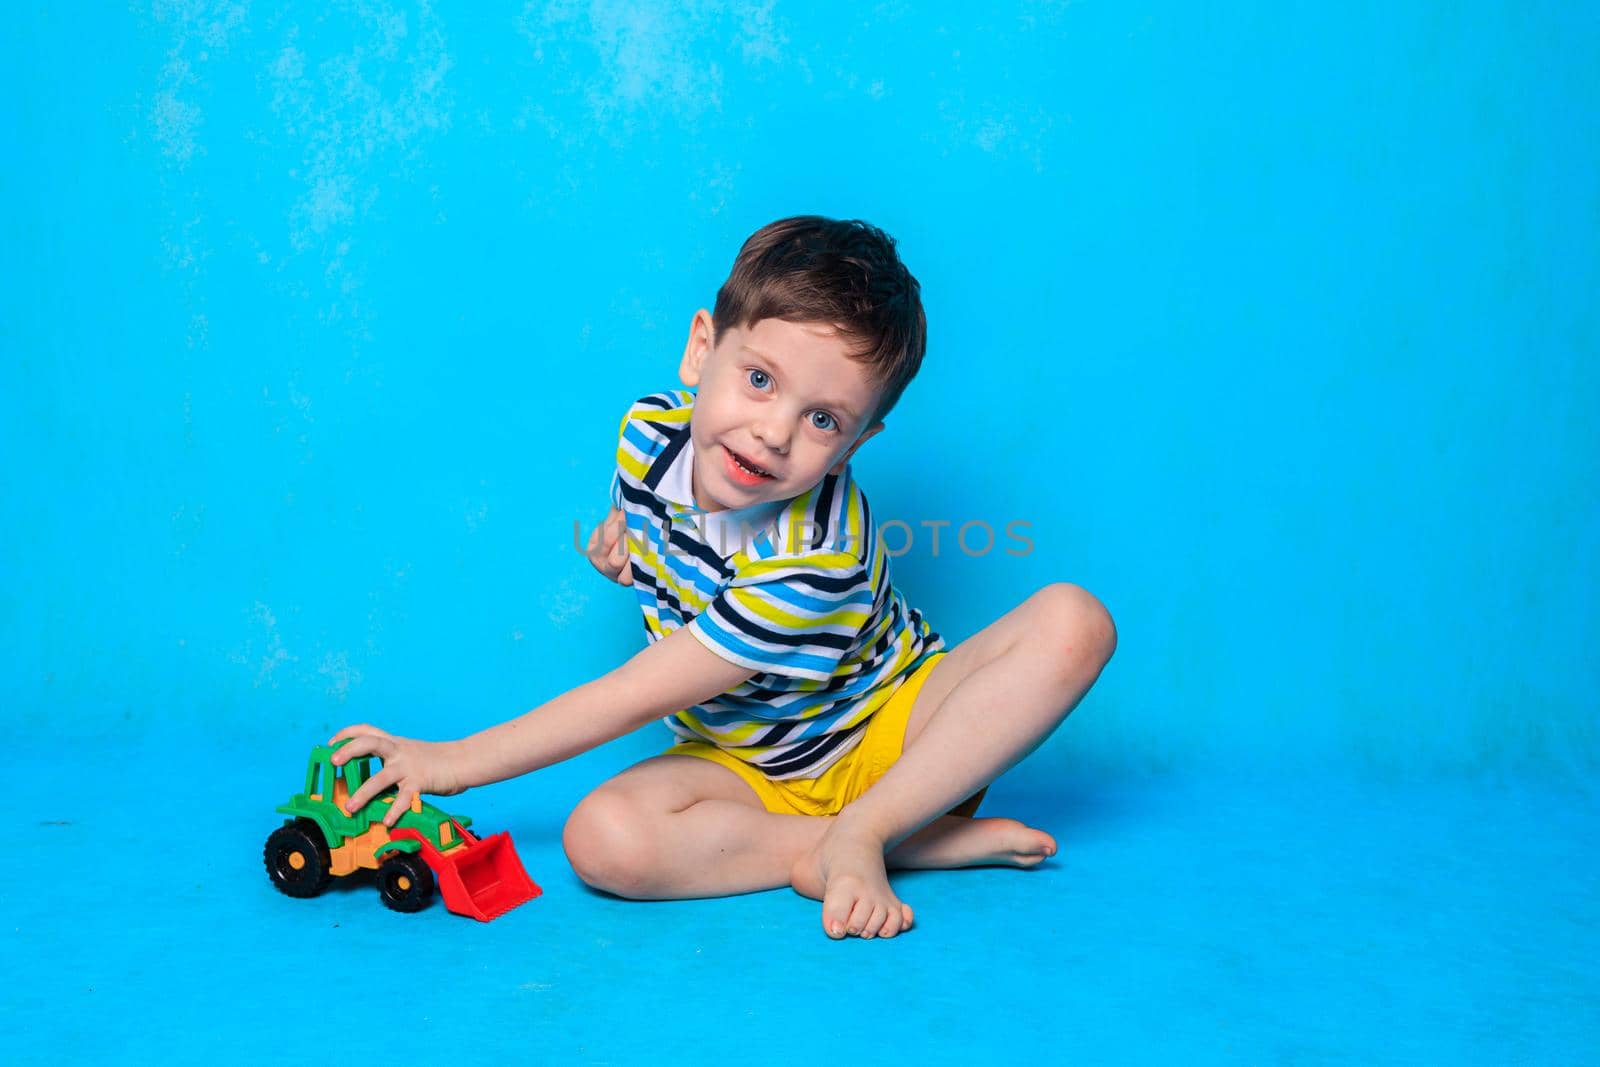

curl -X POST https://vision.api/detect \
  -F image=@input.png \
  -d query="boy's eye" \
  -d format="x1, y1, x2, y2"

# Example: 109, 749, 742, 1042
743, 368, 838, 433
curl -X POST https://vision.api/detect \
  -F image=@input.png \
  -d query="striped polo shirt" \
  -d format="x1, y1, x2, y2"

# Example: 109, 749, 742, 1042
610, 388, 946, 779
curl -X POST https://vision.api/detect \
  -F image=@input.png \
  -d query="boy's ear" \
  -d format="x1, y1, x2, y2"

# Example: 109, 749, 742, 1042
830, 420, 886, 476
678, 309, 715, 387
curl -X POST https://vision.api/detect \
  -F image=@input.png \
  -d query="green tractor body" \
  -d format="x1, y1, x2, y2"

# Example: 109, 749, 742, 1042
263, 740, 541, 921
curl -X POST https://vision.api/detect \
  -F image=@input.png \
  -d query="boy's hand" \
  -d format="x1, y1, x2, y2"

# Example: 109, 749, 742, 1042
327, 724, 469, 829
586, 507, 634, 586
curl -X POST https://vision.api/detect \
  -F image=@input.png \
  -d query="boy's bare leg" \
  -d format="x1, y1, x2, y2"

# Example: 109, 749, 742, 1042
561, 755, 1057, 910
791, 582, 1117, 939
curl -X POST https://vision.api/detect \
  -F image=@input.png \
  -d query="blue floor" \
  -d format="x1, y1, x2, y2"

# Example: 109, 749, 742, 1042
7, 735, 1596, 1065
5, 3, 1596, 1063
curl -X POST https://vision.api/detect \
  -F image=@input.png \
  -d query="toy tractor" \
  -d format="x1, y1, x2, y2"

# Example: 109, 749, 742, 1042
263, 740, 541, 921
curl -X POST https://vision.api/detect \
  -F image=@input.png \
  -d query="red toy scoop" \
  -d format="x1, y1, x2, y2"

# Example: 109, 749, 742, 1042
394, 820, 542, 921
437, 823, 543, 921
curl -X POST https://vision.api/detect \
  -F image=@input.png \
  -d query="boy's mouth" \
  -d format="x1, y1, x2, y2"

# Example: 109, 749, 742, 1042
726, 448, 775, 480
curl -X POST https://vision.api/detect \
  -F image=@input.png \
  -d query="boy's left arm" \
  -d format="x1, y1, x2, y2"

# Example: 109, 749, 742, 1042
329, 625, 759, 822
459, 624, 760, 787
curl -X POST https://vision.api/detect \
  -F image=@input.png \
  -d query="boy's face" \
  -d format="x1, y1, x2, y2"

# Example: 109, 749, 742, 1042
678, 310, 886, 514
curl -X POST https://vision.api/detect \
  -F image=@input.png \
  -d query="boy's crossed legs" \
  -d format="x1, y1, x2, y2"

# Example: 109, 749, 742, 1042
561, 582, 1118, 939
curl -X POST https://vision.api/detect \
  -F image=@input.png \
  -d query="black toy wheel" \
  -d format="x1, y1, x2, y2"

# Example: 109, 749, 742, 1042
377, 851, 436, 913
264, 819, 333, 899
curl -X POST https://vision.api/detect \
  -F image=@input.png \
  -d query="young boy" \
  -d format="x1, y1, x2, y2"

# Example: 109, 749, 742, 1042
330, 215, 1117, 940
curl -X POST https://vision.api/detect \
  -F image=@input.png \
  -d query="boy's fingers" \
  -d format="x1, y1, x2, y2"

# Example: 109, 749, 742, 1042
344, 766, 397, 814
383, 787, 415, 828
586, 514, 629, 578
333, 733, 390, 768
328, 723, 384, 746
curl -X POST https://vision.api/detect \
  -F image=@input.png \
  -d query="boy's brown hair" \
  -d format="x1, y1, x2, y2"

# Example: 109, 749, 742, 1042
711, 215, 927, 426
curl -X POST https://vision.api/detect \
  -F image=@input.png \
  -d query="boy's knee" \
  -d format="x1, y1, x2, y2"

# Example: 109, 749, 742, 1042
1029, 582, 1117, 675
561, 790, 662, 898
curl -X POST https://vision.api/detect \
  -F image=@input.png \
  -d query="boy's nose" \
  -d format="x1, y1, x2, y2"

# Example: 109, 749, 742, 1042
752, 419, 790, 454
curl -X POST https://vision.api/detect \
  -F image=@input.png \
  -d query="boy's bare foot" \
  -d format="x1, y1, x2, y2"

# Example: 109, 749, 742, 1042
790, 816, 1057, 940
891, 815, 1058, 871
791, 822, 908, 940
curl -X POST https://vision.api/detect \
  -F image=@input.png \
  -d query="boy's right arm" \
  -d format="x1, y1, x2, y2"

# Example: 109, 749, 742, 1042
328, 623, 759, 822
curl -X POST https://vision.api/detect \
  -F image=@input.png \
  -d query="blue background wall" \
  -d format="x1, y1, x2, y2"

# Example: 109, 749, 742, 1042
6, 3, 1594, 777
2, 6, 1598, 1063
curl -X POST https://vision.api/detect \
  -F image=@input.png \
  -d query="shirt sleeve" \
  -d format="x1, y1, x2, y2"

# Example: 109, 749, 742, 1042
608, 404, 633, 510
686, 551, 875, 681
611, 392, 679, 509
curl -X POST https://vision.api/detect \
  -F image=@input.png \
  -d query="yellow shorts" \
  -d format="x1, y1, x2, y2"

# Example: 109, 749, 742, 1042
663, 650, 986, 819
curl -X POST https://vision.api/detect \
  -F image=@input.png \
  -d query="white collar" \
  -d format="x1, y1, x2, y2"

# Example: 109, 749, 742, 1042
658, 437, 790, 558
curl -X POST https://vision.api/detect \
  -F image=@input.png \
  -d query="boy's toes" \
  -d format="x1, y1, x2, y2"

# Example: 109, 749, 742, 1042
859, 904, 888, 939
822, 893, 855, 939
844, 897, 876, 938
878, 910, 903, 939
